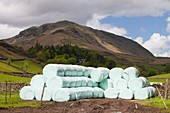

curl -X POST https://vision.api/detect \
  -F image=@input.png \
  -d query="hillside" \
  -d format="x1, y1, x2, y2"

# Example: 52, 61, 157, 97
4, 20, 155, 63
0, 41, 43, 79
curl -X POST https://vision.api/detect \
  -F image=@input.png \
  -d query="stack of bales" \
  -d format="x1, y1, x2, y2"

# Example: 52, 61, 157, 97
20, 64, 157, 102
104, 67, 157, 100
20, 64, 104, 101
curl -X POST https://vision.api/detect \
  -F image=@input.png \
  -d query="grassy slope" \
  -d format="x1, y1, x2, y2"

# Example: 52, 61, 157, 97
0, 73, 31, 82
0, 61, 22, 73
148, 73, 170, 83
10, 60, 43, 74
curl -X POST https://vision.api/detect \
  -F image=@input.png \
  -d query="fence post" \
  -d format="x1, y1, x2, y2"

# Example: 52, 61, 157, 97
9, 82, 11, 98
164, 79, 169, 99
40, 83, 46, 106
4, 81, 7, 104
156, 86, 168, 109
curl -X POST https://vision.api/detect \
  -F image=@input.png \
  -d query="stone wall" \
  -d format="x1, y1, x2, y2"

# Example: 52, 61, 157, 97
0, 82, 29, 92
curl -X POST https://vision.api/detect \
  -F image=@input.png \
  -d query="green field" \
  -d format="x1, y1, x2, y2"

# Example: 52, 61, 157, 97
10, 60, 43, 74
0, 92, 40, 108
0, 92, 170, 110
0, 61, 22, 73
0, 73, 31, 82
148, 73, 170, 83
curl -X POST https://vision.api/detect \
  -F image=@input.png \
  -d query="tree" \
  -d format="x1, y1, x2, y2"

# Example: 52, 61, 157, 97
105, 59, 116, 69
165, 64, 170, 73
148, 70, 157, 77
36, 51, 50, 62
67, 58, 77, 64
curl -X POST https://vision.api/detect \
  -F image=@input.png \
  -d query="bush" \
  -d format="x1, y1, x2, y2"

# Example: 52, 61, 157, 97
148, 70, 158, 77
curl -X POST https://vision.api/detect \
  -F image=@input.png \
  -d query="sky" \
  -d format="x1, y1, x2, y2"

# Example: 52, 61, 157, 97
0, 0, 170, 57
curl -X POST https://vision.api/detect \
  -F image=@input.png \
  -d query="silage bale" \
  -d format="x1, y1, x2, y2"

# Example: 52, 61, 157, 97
104, 88, 119, 98
147, 86, 157, 97
83, 77, 98, 87
52, 88, 70, 102
119, 89, 134, 99
134, 87, 151, 100
35, 87, 52, 101
109, 67, 124, 81
99, 79, 114, 90
123, 67, 139, 81
139, 76, 148, 87
84, 67, 96, 77
43, 64, 64, 78
92, 87, 104, 98
52, 87, 99, 102
20, 86, 34, 100
74, 65, 84, 76
128, 77, 147, 91
46, 76, 69, 92
30, 75, 47, 91
62, 65, 73, 76
46, 76, 97, 92
90, 67, 109, 82
114, 78, 128, 90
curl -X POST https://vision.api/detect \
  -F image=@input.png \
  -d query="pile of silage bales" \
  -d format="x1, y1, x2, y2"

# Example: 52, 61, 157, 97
20, 64, 157, 102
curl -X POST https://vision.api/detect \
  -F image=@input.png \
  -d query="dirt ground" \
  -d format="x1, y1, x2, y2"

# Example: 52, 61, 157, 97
0, 98, 166, 113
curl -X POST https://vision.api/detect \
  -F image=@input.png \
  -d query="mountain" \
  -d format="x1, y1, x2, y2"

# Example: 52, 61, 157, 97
4, 20, 155, 63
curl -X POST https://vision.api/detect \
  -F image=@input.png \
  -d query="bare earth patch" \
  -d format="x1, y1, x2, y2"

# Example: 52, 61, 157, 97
0, 98, 166, 113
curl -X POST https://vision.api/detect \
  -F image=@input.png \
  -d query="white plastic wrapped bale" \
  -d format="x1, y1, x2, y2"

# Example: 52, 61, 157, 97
128, 77, 148, 91
62, 65, 73, 76
90, 67, 109, 82
30, 75, 47, 91
84, 67, 96, 77
139, 77, 148, 87
147, 86, 157, 97
104, 88, 119, 98
46, 76, 69, 92
35, 87, 52, 101
52, 88, 70, 102
46, 76, 97, 92
92, 87, 104, 98
20, 86, 34, 100
43, 64, 64, 78
52, 87, 97, 102
119, 89, 134, 99
123, 67, 139, 81
75, 87, 93, 100
109, 67, 124, 81
84, 77, 98, 87
114, 78, 128, 90
74, 65, 84, 76
99, 79, 114, 90
134, 86, 156, 100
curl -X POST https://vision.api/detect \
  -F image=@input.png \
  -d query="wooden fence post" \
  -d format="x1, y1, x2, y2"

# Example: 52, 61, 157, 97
164, 79, 169, 99
4, 81, 7, 104
9, 82, 11, 98
156, 86, 168, 109
40, 83, 46, 106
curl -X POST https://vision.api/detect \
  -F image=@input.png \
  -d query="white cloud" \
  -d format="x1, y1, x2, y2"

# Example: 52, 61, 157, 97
86, 14, 127, 36
0, 0, 170, 27
134, 33, 170, 57
166, 16, 170, 33
134, 37, 144, 45
0, 23, 25, 39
